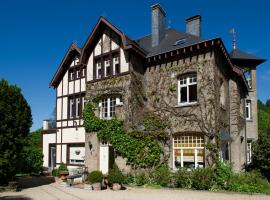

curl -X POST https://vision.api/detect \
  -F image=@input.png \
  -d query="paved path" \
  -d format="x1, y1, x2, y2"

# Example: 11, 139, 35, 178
0, 183, 269, 200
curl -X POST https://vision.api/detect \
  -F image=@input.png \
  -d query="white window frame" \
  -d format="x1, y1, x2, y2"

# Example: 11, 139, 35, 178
69, 98, 74, 118
96, 61, 102, 79
113, 56, 120, 75
178, 74, 197, 106
70, 71, 75, 81
104, 59, 111, 77
99, 97, 117, 120
75, 97, 80, 117
173, 134, 204, 170
247, 141, 252, 164
246, 100, 251, 120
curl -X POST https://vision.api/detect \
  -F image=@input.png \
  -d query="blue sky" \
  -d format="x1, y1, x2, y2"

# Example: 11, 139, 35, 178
0, 0, 269, 131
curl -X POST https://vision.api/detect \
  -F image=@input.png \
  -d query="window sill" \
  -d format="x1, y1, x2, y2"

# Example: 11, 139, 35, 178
175, 102, 198, 108
246, 118, 253, 122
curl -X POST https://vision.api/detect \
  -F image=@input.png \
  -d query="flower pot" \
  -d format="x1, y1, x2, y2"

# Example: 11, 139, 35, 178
112, 183, 121, 191
59, 171, 69, 181
92, 182, 101, 190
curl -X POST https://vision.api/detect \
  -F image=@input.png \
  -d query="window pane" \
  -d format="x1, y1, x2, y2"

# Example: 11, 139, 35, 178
180, 87, 187, 103
189, 84, 197, 102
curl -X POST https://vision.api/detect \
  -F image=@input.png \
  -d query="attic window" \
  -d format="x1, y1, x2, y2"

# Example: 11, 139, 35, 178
174, 38, 187, 46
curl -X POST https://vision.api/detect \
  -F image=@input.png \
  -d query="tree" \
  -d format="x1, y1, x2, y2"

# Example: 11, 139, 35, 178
250, 100, 270, 180
20, 129, 43, 174
0, 79, 32, 184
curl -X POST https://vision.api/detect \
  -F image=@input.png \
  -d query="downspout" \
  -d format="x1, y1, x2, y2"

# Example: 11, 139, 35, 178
228, 80, 231, 163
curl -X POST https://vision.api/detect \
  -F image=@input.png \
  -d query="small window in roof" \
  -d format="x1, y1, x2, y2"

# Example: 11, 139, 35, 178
174, 38, 186, 46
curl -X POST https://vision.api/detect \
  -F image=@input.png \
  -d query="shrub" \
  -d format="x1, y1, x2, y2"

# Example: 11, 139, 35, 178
174, 168, 192, 189
51, 168, 59, 177
215, 160, 233, 189
191, 167, 215, 190
108, 164, 125, 184
87, 171, 103, 183
123, 173, 134, 184
58, 162, 68, 173
135, 171, 149, 186
150, 164, 171, 187
228, 171, 270, 194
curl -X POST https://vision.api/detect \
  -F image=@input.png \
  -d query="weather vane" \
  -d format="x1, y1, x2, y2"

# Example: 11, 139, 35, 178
229, 28, 237, 50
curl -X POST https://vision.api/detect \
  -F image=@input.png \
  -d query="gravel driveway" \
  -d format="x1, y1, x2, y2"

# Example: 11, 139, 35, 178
0, 183, 269, 200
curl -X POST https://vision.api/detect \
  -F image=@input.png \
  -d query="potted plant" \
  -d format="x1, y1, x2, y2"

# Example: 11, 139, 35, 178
108, 164, 124, 191
58, 162, 69, 181
87, 171, 103, 190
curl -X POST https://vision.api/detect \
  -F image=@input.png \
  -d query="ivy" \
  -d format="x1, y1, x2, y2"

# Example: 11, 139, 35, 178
83, 103, 163, 168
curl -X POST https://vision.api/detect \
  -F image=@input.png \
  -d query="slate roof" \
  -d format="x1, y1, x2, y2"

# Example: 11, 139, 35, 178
230, 49, 266, 66
134, 28, 206, 57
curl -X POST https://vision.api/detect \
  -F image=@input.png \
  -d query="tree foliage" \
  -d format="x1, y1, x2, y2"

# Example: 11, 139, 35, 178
250, 99, 270, 180
0, 79, 32, 184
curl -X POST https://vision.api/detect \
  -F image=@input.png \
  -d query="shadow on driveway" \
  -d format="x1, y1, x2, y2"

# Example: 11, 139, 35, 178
16, 176, 55, 189
0, 195, 32, 200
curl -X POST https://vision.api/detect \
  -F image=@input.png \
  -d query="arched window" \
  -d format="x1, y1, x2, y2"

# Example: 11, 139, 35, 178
178, 73, 197, 105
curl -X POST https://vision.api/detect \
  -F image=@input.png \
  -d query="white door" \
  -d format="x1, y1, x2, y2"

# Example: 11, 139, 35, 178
99, 142, 109, 174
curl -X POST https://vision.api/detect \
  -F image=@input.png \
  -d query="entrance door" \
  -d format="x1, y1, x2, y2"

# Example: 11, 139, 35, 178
99, 142, 109, 174
49, 144, 56, 168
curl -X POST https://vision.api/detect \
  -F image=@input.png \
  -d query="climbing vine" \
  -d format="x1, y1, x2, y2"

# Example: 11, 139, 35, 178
83, 103, 164, 168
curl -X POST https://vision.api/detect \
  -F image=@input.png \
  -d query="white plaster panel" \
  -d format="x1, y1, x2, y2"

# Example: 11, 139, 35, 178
56, 145, 61, 163
111, 39, 119, 50
68, 120, 73, 127
57, 131, 61, 143
57, 81, 62, 97
57, 122, 61, 128
42, 133, 56, 167
62, 97, 68, 120
62, 121, 67, 127
94, 39, 102, 56
57, 98, 62, 120
120, 48, 129, 72
69, 82, 74, 94
63, 71, 68, 96
81, 78, 86, 91
87, 53, 94, 81
62, 127, 85, 143
75, 80, 80, 93
62, 145, 67, 163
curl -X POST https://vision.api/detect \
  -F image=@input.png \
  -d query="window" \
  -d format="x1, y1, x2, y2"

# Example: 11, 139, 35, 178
244, 70, 252, 89
247, 140, 252, 164
81, 67, 86, 78
178, 74, 197, 105
76, 68, 80, 79
82, 96, 86, 111
173, 133, 204, 169
69, 97, 74, 118
246, 100, 251, 120
104, 58, 111, 77
96, 61, 102, 79
113, 56, 120, 75
75, 97, 81, 117
69, 70, 75, 81
100, 97, 117, 119
68, 95, 85, 119
68, 145, 85, 165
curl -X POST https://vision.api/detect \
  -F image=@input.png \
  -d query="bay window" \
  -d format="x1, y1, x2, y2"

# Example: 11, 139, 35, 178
178, 74, 197, 105
173, 133, 204, 169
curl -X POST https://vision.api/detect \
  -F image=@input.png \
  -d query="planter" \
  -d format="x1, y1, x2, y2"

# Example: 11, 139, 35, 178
59, 171, 69, 181
112, 183, 121, 191
92, 182, 101, 190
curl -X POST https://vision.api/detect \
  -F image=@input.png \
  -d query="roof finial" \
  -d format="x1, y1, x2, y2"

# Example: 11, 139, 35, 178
229, 28, 237, 50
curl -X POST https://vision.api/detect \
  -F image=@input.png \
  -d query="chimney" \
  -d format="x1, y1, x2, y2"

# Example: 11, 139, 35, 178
151, 4, 166, 47
43, 120, 49, 130
186, 15, 201, 37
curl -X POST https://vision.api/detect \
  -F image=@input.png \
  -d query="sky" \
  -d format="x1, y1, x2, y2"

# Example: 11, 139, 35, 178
0, 0, 269, 131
